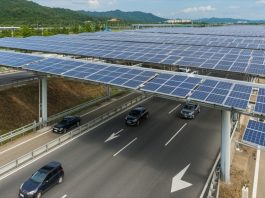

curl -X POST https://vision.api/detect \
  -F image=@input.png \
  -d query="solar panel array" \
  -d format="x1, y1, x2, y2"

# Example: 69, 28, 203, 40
0, 50, 44, 67
1, 50, 263, 114
1, 35, 265, 77
139, 25, 265, 37
75, 31, 265, 50
254, 88, 265, 115
243, 119, 265, 148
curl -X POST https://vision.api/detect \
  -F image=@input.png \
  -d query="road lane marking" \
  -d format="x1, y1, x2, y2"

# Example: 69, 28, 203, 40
0, 129, 52, 155
171, 164, 192, 193
165, 123, 187, 147
113, 137, 137, 157
105, 129, 124, 143
168, 104, 181, 115
252, 149, 260, 198
61, 194, 68, 198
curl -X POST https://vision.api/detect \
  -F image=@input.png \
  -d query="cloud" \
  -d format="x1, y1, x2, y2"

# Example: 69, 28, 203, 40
256, 0, 265, 4
88, 0, 100, 8
182, 5, 216, 13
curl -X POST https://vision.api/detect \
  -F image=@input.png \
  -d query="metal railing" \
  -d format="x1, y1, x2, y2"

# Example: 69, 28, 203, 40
0, 94, 147, 176
0, 95, 110, 145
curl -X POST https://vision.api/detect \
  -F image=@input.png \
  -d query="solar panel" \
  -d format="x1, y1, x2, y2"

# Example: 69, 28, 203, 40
243, 120, 265, 148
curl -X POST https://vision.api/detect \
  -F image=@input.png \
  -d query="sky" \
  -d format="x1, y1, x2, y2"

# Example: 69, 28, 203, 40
31, 0, 265, 20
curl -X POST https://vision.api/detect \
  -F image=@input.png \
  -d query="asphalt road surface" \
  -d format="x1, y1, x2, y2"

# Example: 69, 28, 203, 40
0, 71, 35, 85
0, 97, 221, 198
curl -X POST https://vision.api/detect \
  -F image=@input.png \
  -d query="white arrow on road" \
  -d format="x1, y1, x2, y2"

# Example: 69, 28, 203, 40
171, 164, 192, 193
105, 129, 124, 143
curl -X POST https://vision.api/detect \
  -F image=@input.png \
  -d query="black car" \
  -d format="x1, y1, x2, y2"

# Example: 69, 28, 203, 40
179, 104, 200, 119
19, 161, 64, 198
53, 116, 81, 133
125, 106, 149, 126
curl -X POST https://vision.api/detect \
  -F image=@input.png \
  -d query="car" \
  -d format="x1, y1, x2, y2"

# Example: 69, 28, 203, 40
179, 103, 200, 119
19, 161, 64, 198
53, 116, 81, 133
125, 106, 149, 126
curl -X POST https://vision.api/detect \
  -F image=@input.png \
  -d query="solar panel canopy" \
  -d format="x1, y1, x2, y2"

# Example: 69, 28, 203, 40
243, 119, 265, 148
0, 26, 265, 78
1, 50, 265, 118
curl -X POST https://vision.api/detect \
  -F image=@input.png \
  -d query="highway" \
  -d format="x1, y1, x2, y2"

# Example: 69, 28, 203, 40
0, 97, 221, 198
0, 71, 35, 85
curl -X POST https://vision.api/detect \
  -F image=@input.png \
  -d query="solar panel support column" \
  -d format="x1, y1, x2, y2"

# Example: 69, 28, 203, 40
221, 110, 231, 183
107, 85, 112, 98
39, 77, 48, 125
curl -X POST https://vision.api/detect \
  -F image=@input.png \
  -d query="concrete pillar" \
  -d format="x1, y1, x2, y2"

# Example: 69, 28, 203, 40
107, 85, 112, 98
221, 110, 231, 183
39, 77, 48, 124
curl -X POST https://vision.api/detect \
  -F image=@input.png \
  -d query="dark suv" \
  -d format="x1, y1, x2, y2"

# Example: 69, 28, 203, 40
19, 161, 64, 198
179, 103, 200, 119
125, 106, 149, 126
53, 116, 81, 133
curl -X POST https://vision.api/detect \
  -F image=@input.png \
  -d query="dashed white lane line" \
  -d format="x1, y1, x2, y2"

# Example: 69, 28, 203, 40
165, 123, 187, 147
61, 194, 68, 198
0, 129, 52, 155
252, 149, 260, 198
168, 104, 181, 115
113, 138, 138, 157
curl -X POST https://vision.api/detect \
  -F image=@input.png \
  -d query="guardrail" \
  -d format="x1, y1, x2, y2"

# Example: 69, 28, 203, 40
0, 94, 147, 176
0, 95, 111, 145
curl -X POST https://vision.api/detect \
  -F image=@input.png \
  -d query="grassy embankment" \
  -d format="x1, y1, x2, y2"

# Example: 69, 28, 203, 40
0, 78, 107, 135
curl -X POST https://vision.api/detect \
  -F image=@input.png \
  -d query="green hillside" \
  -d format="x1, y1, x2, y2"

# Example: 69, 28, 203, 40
0, 0, 95, 26
80, 9, 166, 23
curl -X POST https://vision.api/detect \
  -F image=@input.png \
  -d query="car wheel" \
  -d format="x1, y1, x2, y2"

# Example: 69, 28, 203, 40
36, 192, 42, 198
137, 120, 140, 126
77, 122, 80, 127
58, 176, 63, 184
63, 128, 67, 133
192, 115, 195, 119
198, 109, 201, 113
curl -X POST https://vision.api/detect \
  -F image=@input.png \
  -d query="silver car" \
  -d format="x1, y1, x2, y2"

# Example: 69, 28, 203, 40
179, 104, 200, 119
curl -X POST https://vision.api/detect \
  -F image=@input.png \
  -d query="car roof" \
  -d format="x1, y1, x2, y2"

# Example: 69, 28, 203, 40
64, 116, 76, 119
41, 161, 62, 171
133, 106, 146, 111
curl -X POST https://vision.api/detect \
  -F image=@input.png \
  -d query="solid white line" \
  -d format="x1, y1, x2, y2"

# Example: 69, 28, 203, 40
252, 149, 260, 198
0, 129, 52, 155
80, 92, 135, 117
113, 138, 137, 157
61, 194, 68, 198
168, 104, 181, 115
165, 123, 187, 147
0, 96, 151, 181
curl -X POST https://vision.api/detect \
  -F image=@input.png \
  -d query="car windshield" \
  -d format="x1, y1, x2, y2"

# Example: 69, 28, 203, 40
129, 110, 141, 116
184, 105, 195, 110
31, 170, 48, 183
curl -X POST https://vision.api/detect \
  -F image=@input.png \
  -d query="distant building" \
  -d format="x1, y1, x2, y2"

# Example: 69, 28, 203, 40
108, 18, 120, 23
165, 19, 192, 24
